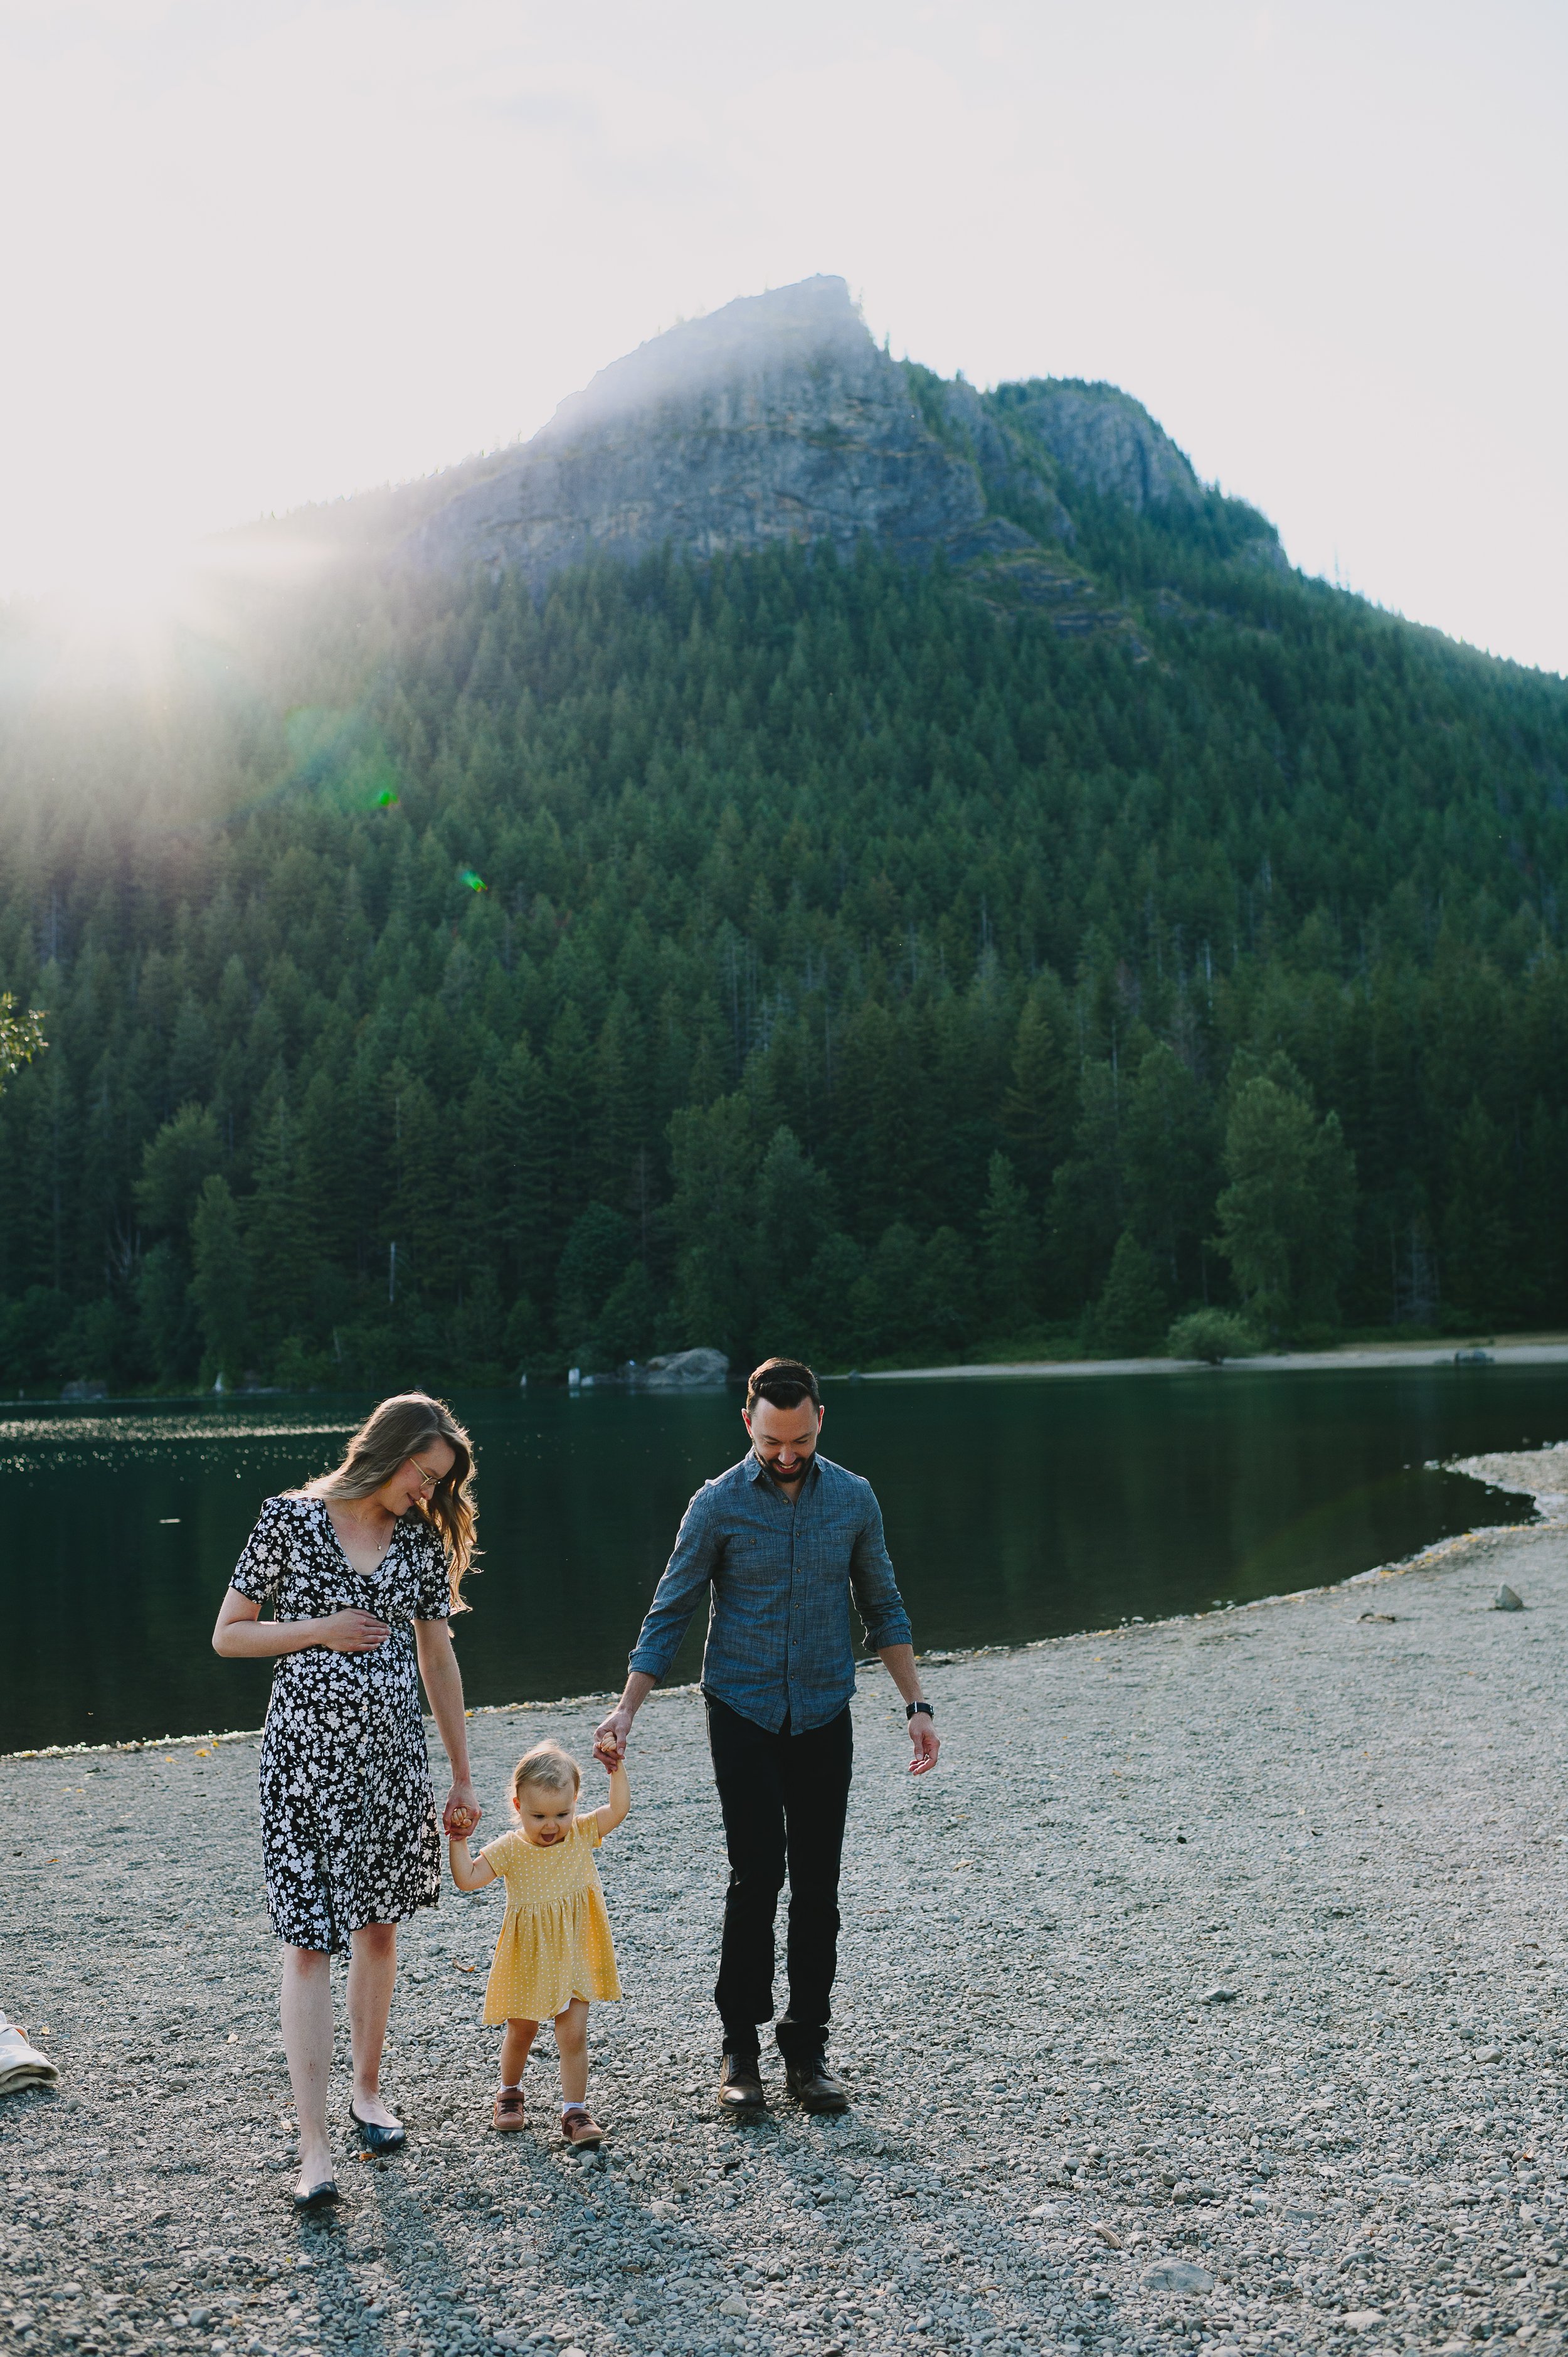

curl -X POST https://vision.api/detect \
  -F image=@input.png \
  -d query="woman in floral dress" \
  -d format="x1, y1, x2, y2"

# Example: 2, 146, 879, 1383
213, 1392, 482, 2208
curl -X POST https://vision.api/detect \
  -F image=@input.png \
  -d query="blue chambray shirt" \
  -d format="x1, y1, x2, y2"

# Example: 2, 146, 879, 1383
627, 1450, 914, 1733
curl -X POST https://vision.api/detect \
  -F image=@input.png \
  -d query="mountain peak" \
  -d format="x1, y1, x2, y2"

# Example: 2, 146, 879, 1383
406, 270, 1032, 586
243, 277, 1253, 618
544, 275, 867, 435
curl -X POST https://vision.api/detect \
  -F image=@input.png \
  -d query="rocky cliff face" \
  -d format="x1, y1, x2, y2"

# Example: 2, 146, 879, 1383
990, 380, 1200, 512
407, 276, 1037, 583
252, 277, 1266, 619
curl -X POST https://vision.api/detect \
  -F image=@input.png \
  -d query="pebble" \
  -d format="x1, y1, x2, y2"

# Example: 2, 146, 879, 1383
1142, 2261, 1215, 2293
4, 1457, 1568, 2357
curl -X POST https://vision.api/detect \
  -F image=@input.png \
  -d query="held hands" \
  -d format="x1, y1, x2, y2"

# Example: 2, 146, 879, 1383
317, 1609, 391, 1653
907, 1713, 940, 1777
592, 1706, 632, 1769
443, 1780, 482, 1839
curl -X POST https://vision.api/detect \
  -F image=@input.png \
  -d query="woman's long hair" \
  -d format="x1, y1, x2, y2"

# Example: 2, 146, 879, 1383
304, 1393, 479, 1612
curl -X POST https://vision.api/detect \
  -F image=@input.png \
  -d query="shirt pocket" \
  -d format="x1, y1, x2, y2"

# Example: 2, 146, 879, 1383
718, 1530, 773, 1585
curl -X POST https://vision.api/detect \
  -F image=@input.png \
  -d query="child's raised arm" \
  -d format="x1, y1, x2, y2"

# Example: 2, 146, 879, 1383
591, 1760, 630, 1837
448, 1831, 497, 1893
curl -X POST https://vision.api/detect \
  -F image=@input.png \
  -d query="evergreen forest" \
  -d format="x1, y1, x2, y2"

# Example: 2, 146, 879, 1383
1, 470, 1566, 1395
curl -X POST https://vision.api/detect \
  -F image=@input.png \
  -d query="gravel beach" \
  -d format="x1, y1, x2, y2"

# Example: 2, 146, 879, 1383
6, 1445, 1568, 2357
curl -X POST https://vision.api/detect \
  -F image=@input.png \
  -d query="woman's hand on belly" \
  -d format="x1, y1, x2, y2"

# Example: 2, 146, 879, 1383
315, 1609, 391, 1653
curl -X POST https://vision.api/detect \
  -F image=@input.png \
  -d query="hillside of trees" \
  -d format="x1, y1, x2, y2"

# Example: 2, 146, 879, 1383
1, 468, 1565, 1395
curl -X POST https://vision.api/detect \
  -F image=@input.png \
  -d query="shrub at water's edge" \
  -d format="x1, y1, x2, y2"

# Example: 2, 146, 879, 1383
1167, 1310, 1262, 1366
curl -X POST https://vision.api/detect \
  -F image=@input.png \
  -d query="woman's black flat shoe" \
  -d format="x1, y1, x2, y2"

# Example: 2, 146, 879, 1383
349, 2101, 406, 2154
293, 2178, 340, 2212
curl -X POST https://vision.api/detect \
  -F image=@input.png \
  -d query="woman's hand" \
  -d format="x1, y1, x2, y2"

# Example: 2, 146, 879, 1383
316, 1609, 391, 1653
213, 1591, 389, 1659
443, 1780, 482, 1838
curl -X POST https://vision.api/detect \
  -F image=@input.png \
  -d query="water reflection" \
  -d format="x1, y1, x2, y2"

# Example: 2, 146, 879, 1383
4, 1365, 1557, 1752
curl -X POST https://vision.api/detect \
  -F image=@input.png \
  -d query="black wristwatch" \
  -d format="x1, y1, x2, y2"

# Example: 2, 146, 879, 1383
906, 1700, 935, 1721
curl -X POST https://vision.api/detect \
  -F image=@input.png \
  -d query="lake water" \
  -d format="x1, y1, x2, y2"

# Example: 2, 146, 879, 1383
3, 1363, 1561, 1753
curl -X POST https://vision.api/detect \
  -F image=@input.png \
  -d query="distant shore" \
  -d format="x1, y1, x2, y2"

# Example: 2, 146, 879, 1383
8, 1334, 1568, 1414
830, 1334, 1568, 1382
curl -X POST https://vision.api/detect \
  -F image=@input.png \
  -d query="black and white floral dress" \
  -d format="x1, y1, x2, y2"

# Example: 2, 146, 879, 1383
230, 1494, 453, 1953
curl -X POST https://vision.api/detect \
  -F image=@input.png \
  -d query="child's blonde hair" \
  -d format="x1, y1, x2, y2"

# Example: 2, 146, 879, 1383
509, 1742, 581, 1813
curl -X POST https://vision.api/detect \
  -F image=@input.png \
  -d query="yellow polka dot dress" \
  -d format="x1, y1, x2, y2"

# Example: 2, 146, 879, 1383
479, 1817, 622, 2024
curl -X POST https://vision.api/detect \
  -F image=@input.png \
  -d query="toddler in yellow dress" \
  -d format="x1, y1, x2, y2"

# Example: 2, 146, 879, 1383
448, 1739, 628, 2146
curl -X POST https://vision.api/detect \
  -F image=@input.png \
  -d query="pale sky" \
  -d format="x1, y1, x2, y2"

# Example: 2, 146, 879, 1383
1, 0, 1564, 673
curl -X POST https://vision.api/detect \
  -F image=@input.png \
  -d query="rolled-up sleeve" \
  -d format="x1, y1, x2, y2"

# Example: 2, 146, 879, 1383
848, 1488, 913, 1651
628, 1487, 721, 1681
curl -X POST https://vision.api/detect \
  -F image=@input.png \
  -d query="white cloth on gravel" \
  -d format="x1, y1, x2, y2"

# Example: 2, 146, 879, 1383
0, 2010, 58, 2092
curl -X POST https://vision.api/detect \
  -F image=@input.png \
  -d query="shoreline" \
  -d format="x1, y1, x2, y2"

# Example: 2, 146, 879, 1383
835, 1336, 1568, 1382
6, 1336, 1568, 1420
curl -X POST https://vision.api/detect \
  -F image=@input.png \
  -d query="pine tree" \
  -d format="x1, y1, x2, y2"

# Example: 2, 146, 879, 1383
978, 1151, 1036, 1328
667, 1093, 758, 1359
1214, 1072, 1357, 1333
135, 1105, 221, 1237
555, 1204, 635, 1359
592, 992, 649, 1208
189, 1174, 250, 1383
490, 1036, 558, 1305
1046, 1061, 1125, 1311
1083, 1232, 1167, 1355
752, 1125, 835, 1344
136, 1240, 199, 1385
1441, 1098, 1514, 1316
382, 1061, 451, 1302
1003, 972, 1076, 1196
1120, 1041, 1215, 1296
245, 1079, 322, 1355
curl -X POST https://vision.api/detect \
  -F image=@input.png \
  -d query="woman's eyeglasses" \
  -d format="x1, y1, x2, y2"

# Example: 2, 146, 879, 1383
406, 1458, 442, 1495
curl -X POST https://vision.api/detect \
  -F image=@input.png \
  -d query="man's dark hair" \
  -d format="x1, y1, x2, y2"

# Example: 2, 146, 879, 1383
746, 1356, 820, 1412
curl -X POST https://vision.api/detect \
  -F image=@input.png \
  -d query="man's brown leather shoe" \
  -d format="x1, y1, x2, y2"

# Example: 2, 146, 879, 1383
785, 2055, 849, 2114
718, 2050, 766, 2112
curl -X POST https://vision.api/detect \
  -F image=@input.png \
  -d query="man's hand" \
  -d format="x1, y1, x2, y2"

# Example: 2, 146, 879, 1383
876, 1644, 939, 1775
594, 1673, 655, 1766
443, 1779, 482, 1838
593, 1705, 633, 1767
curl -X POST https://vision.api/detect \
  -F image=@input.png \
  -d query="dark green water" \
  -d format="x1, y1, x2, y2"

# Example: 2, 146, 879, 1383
3, 1364, 1559, 1753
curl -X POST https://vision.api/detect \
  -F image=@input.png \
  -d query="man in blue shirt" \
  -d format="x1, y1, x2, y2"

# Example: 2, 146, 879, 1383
595, 1357, 940, 2115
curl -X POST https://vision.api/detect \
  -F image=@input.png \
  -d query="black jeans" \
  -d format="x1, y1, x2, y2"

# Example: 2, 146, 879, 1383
705, 1693, 854, 2062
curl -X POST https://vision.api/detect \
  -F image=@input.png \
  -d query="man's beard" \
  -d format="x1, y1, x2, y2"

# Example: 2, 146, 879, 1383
759, 1447, 815, 1481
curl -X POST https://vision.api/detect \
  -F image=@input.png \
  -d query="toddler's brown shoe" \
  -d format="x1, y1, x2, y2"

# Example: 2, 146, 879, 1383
561, 2105, 604, 2147
491, 2088, 527, 2132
